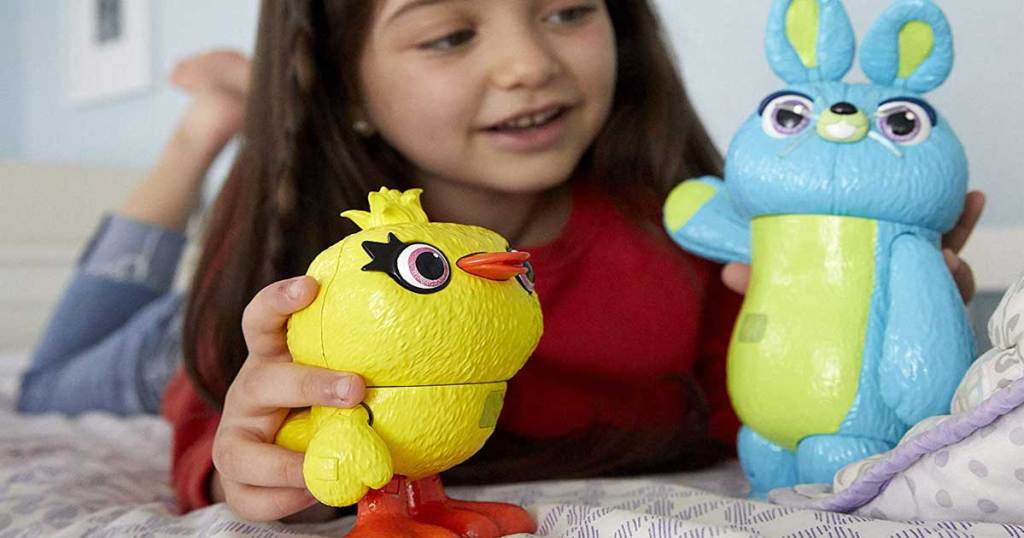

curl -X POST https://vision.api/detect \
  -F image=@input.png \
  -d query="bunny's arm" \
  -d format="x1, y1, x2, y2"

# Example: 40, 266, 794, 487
276, 406, 393, 507
663, 177, 751, 264
878, 234, 974, 427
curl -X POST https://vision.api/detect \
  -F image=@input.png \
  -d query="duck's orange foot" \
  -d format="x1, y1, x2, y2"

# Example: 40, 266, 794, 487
443, 498, 535, 536
348, 517, 458, 538
347, 477, 458, 538
407, 475, 536, 537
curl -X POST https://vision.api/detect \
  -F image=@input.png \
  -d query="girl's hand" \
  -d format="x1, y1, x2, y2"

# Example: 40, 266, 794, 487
721, 191, 986, 303
212, 276, 366, 522
939, 191, 986, 304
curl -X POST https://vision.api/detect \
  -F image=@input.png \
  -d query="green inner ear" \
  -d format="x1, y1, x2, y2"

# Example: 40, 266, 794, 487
786, 0, 820, 68
898, 20, 934, 80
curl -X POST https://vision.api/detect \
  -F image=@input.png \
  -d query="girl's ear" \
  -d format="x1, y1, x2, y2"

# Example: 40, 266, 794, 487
860, 0, 953, 93
765, 0, 855, 84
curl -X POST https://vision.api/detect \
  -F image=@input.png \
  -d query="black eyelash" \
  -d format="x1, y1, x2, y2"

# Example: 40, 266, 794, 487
879, 97, 937, 126
361, 233, 406, 273
758, 90, 814, 116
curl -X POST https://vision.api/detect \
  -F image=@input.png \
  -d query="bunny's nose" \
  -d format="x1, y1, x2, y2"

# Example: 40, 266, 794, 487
830, 102, 858, 115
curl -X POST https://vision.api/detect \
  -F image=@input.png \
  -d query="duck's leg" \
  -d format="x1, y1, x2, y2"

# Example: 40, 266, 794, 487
407, 475, 535, 537
346, 477, 458, 538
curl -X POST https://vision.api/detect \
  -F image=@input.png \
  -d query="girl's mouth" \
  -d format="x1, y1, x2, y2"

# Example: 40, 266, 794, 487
487, 106, 568, 132
482, 105, 572, 152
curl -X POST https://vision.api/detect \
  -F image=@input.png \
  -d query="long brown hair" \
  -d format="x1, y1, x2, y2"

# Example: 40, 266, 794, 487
183, 0, 723, 411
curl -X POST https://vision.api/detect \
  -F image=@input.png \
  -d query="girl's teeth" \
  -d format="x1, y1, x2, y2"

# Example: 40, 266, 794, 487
501, 108, 560, 130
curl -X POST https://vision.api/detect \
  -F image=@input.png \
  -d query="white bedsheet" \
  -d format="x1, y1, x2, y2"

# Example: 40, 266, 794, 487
3, 351, 1023, 537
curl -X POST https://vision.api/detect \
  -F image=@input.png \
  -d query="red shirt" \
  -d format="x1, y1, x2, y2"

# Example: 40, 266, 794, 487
163, 183, 741, 511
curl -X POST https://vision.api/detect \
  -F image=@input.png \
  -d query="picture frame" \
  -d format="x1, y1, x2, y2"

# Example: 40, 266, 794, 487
65, 0, 152, 105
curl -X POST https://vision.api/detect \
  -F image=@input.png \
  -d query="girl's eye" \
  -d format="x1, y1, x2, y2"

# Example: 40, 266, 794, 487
396, 243, 451, 293
544, 4, 597, 25
876, 100, 933, 145
419, 29, 475, 51
759, 92, 814, 138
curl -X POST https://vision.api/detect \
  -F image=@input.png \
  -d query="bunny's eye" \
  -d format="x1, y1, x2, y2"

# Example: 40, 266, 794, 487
876, 98, 935, 146
759, 91, 815, 138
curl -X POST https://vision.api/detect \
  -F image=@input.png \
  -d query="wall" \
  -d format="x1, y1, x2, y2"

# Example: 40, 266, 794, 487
0, 1, 23, 158
17, 0, 258, 168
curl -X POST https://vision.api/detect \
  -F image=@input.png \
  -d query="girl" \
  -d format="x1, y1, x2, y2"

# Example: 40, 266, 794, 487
172, 0, 739, 523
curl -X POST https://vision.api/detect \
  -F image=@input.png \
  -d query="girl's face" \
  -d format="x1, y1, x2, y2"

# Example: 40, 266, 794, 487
360, 0, 617, 195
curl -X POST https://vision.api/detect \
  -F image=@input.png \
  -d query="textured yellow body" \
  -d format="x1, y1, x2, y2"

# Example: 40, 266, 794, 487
364, 383, 507, 479
275, 188, 543, 507
289, 223, 542, 386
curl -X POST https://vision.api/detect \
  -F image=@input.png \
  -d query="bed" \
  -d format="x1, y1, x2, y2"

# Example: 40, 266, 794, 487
3, 351, 1024, 537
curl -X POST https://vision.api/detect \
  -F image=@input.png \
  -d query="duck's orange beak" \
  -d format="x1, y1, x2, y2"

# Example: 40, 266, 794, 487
457, 251, 530, 281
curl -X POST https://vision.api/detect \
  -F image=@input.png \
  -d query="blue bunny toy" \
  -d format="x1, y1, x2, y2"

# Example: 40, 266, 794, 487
663, 0, 975, 498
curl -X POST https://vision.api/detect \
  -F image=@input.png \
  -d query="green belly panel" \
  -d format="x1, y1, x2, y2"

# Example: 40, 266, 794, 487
728, 215, 876, 449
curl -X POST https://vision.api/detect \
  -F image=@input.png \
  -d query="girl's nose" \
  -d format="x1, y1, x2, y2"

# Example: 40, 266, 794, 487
490, 31, 562, 89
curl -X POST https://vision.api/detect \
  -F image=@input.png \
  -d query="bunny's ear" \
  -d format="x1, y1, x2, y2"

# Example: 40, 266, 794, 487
765, 0, 855, 84
860, 0, 953, 93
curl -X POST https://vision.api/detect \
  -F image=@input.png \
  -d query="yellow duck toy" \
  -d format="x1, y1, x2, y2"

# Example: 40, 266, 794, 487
275, 187, 543, 538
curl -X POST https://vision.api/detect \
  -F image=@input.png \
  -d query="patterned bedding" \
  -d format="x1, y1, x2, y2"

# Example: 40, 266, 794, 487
3, 352, 1024, 537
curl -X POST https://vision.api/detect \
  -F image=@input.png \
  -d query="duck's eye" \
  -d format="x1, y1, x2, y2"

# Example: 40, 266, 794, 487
518, 260, 536, 294
507, 248, 535, 294
361, 233, 450, 294
876, 99, 934, 146
396, 244, 450, 292
759, 91, 814, 138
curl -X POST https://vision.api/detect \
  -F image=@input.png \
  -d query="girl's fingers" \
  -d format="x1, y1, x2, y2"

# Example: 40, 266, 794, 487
213, 431, 307, 489
721, 263, 751, 295
232, 362, 365, 413
241, 276, 319, 361
942, 190, 986, 254
943, 249, 977, 304
222, 481, 318, 522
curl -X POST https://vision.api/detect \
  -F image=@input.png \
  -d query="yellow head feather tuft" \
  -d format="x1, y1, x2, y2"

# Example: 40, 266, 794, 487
341, 187, 430, 230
